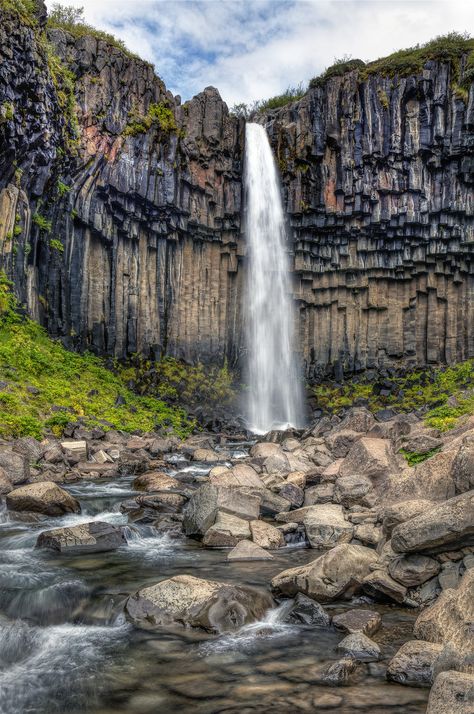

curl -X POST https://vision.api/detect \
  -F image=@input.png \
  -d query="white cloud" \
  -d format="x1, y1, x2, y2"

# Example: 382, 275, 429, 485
44, 0, 474, 106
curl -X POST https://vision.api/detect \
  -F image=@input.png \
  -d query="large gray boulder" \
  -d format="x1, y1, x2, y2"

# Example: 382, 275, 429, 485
0, 449, 30, 485
303, 504, 353, 549
426, 671, 474, 714
382, 499, 434, 536
125, 574, 273, 633
6, 481, 80, 516
36, 521, 126, 553
203, 511, 251, 547
183, 484, 260, 537
250, 519, 285, 549
271, 543, 380, 603
387, 640, 443, 687
333, 474, 373, 507
391, 491, 474, 554
339, 437, 395, 482
389, 554, 440, 587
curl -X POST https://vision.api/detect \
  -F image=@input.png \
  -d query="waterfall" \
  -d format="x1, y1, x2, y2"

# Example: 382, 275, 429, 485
244, 122, 304, 434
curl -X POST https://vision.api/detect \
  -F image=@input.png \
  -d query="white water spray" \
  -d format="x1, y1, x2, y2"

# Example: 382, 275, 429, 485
244, 123, 304, 434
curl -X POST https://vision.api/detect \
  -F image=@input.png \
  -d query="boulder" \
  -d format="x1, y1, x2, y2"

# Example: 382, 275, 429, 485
413, 569, 474, 661
125, 574, 273, 633
209, 464, 264, 489
0, 466, 12, 495
275, 505, 319, 524
382, 499, 434, 537
325, 430, 362, 458
439, 561, 462, 591
387, 640, 443, 687
335, 408, 376, 434
303, 504, 354, 549
426, 671, 474, 714
36, 521, 126, 553
334, 474, 373, 507
183, 484, 260, 537
452, 435, 474, 494
0, 449, 29, 485
339, 437, 395, 482
353, 523, 381, 546
362, 570, 407, 603
336, 633, 381, 662
277, 482, 304, 507
272, 543, 380, 603
400, 434, 442, 455
304, 483, 334, 505
227, 540, 273, 561
389, 555, 441, 587
133, 472, 180, 492
203, 511, 251, 547
260, 489, 292, 516
250, 520, 285, 549
6, 482, 80, 516
250, 442, 282, 459
384, 451, 456, 503
332, 609, 381, 636
193, 448, 229, 463
391, 491, 474, 554
282, 592, 331, 627
60, 440, 88, 461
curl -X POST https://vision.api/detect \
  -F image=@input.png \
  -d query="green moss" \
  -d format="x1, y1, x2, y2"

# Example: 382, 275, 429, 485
32, 213, 52, 233
124, 102, 177, 137
0, 101, 14, 122
310, 57, 365, 88
0, 272, 193, 439
0, 0, 38, 24
312, 358, 474, 432
47, 3, 143, 62
49, 238, 64, 253
399, 447, 442, 466
42, 38, 80, 151
377, 88, 389, 109
56, 179, 71, 197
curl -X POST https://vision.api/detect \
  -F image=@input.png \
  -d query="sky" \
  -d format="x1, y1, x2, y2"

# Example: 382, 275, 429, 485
44, 0, 474, 107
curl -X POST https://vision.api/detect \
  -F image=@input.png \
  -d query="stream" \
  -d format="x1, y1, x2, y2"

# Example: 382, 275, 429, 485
0, 440, 429, 714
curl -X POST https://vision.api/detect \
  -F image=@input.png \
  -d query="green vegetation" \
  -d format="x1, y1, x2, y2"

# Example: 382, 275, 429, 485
310, 57, 365, 88
399, 447, 442, 466
56, 179, 71, 197
49, 238, 64, 253
124, 102, 178, 137
230, 84, 306, 118
43, 38, 80, 150
47, 4, 142, 61
0, 273, 193, 439
119, 355, 236, 412
32, 213, 52, 233
0, 0, 38, 24
312, 358, 474, 432
0, 101, 14, 122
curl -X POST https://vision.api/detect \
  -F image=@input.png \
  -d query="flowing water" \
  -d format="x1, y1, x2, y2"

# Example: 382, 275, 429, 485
0, 443, 429, 714
244, 123, 304, 434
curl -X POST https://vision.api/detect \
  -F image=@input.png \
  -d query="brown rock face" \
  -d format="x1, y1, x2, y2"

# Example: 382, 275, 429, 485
1, 6, 473, 374
6, 481, 81, 516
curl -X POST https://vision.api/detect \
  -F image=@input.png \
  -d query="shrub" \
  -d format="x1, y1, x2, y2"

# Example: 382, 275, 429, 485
124, 102, 177, 137
49, 238, 64, 253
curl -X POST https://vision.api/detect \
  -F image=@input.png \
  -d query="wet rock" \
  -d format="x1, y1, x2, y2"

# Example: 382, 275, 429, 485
36, 521, 126, 553
389, 554, 441, 587
332, 609, 382, 636
391, 491, 474, 554
311, 692, 344, 709
336, 633, 381, 662
227, 540, 273, 561
6, 481, 80, 516
250, 442, 282, 459
272, 543, 380, 603
303, 504, 354, 549
118, 452, 149, 474
133, 472, 180, 492
203, 511, 251, 547
387, 640, 443, 687
362, 570, 407, 603
193, 448, 229, 463
317, 657, 362, 686
0, 449, 29, 485
382, 499, 434, 537
125, 574, 273, 633
183, 484, 260, 537
334, 474, 373, 507
250, 519, 285, 549
426, 671, 474, 714
282, 592, 331, 627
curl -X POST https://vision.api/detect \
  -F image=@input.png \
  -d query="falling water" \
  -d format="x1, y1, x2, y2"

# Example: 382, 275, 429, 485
244, 122, 304, 434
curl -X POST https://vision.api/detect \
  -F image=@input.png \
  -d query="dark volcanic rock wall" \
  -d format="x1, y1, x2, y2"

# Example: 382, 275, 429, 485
263, 64, 474, 376
0, 4, 473, 376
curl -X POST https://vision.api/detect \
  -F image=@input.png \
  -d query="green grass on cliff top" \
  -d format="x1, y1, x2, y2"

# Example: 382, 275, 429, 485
0, 274, 193, 440
310, 32, 474, 88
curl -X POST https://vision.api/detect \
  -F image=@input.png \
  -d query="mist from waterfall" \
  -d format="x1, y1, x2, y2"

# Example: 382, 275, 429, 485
244, 122, 304, 434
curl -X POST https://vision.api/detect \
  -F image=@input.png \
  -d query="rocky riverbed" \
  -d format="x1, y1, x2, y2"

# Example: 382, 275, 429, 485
0, 408, 473, 713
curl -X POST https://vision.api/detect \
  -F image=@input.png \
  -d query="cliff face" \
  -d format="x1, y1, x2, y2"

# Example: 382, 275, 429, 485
263, 64, 474, 377
0, 5, 473, 376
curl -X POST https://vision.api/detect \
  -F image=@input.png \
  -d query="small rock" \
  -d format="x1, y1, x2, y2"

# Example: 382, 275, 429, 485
304, 483, 335, 505
250, 519, 285, 549
312, 692, 344, 709
332, 609, 382, 636
438, 561, 461, 590
36, 521, 126, 553
334, 474, 373, 507
336, 632, 381, 662
282, 592, 331, 627
203, 511, 251, 547
227, 540, 273, 561
60, 440, 87, 461
354, 523, 382, 546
